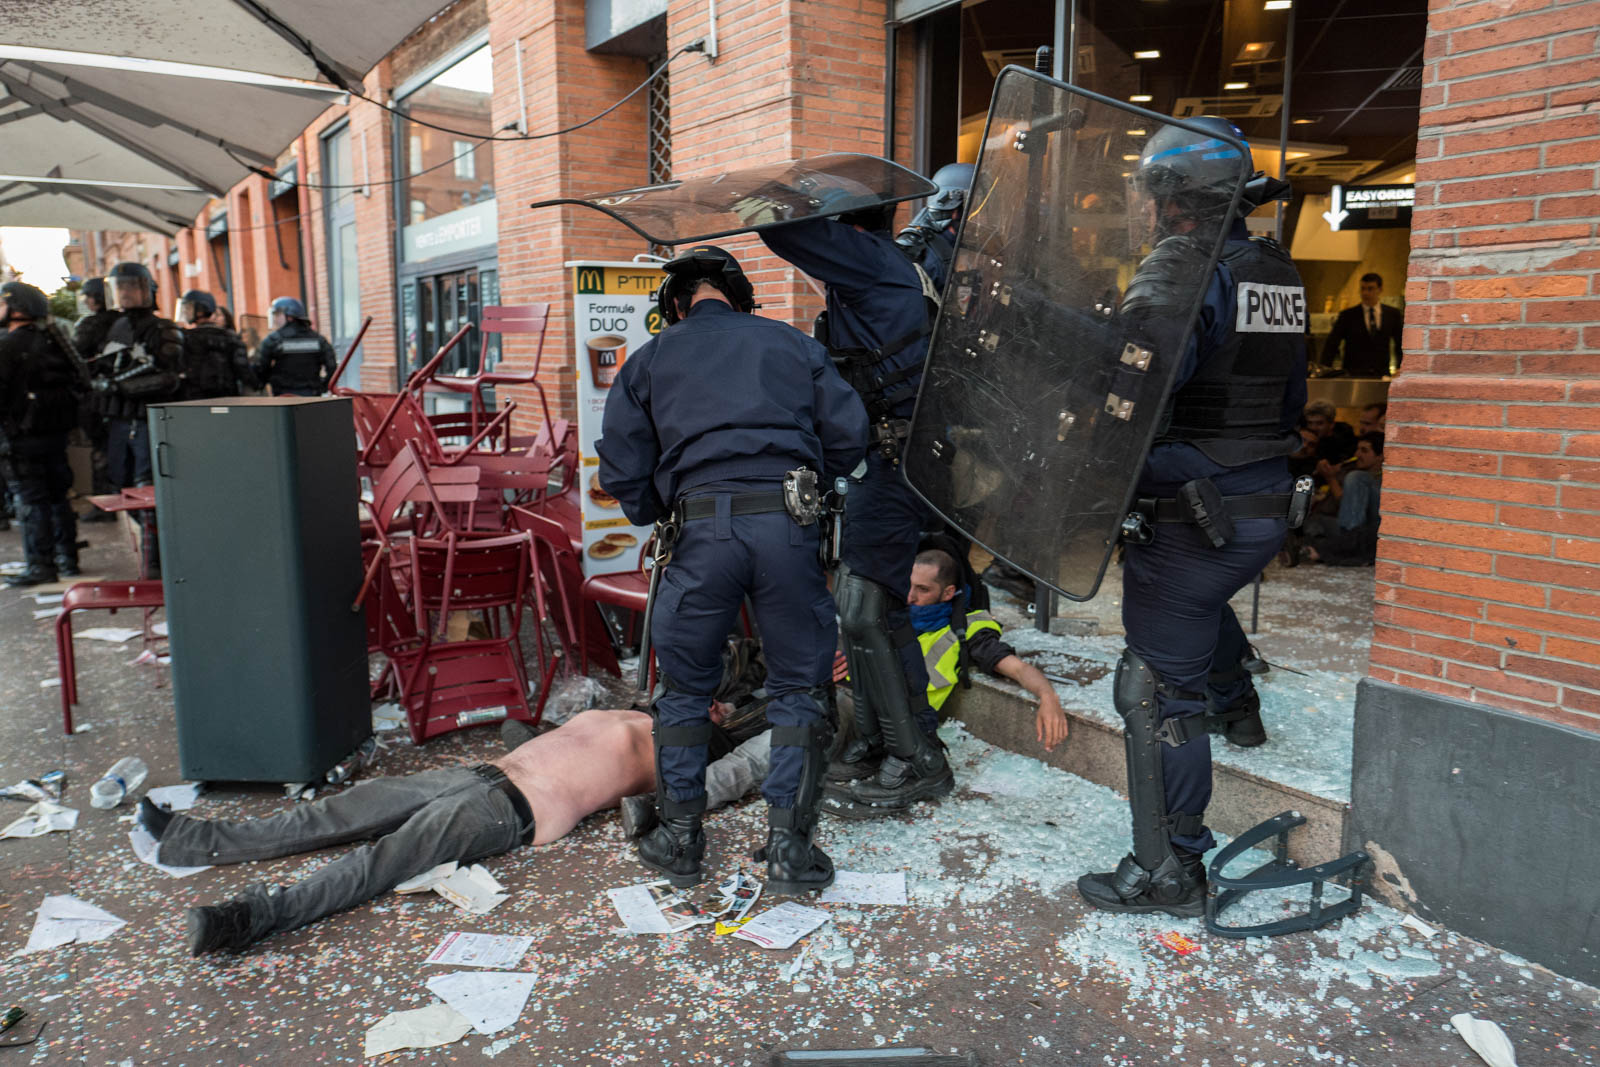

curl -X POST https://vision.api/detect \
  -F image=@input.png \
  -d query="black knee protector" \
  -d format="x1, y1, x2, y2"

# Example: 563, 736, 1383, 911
1114, 649, 1206, 873
650, 718, 712, 819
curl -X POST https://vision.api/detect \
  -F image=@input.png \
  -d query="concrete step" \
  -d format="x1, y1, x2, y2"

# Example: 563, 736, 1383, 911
946, 674, 1350, 870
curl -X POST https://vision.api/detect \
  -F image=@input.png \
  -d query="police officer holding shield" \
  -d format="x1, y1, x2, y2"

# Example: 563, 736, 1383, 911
597, 245, 868, 894
761, 205, 954, 816
253, 297, 335, 397
1076, 118, 1308, 917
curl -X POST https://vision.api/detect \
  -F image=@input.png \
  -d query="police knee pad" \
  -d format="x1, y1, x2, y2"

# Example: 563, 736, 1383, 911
835, 569, 890, 641
1113, 649, 1160, 724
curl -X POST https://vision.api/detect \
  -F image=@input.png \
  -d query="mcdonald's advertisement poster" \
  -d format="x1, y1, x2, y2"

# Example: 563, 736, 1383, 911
569, 260, 666, 576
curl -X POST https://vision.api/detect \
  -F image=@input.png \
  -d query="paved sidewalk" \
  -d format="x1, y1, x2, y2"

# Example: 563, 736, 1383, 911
0, 525, 1594, 1066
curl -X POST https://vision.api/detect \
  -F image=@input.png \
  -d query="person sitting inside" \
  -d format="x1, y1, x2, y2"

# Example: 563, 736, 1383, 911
1358, 403, 1386, 435
149, 676, 776, 957
1302, 431, 1384, 566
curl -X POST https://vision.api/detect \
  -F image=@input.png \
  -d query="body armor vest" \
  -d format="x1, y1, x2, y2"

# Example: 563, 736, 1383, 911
1158, 237, 1305, 467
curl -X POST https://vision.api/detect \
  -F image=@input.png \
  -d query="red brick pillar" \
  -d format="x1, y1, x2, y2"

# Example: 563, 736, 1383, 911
1350, 0, 1600, 985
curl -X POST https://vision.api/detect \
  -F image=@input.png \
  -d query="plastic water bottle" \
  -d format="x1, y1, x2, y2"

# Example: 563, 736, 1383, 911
89, 757, 148, 810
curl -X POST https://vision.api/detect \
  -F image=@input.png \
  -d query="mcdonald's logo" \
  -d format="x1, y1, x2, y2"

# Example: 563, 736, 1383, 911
575, 268, 606, 294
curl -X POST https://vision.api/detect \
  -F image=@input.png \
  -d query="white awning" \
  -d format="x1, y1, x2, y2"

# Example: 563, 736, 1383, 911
0, 0, 455, 232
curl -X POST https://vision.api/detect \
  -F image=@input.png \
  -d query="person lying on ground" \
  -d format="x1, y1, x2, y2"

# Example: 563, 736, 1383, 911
148, 697, 772, 957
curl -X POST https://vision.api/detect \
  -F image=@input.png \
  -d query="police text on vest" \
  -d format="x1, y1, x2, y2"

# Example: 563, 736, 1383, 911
1235, 283, 1307, 333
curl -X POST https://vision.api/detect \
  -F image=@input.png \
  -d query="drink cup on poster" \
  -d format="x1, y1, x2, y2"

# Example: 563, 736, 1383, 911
587, 335, 627, 388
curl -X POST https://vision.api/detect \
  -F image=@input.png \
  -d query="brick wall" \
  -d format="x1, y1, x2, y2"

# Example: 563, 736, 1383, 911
1371, 0, 1600, 731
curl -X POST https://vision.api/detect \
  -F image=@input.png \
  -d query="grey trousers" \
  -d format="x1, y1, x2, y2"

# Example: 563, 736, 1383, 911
158, 767, 527, 942
707, 731, 772, 811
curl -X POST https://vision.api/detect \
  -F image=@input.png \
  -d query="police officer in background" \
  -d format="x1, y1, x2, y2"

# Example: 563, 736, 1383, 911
253, 296, 335, 396
93, 262, 183, 577
894, 162, 973, 293
178, 289, 256, 399
597, 246, 868, 894
0, 282, 88, 586
1076, 118, 1307, 917
761, 201, 953, 816
72, 277, 120, 515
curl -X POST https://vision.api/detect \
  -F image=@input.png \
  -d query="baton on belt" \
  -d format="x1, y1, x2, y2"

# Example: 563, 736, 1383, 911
635, 512, 681, 693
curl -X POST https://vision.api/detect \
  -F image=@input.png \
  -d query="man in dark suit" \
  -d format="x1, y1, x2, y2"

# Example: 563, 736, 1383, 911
1321, 272, 1402, 376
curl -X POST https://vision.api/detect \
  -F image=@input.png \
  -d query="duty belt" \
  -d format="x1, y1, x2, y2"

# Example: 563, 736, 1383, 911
1139, 493, 1296, 523
679, 491, 789, 522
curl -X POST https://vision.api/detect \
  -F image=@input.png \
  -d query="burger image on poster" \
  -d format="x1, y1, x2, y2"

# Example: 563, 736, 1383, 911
589, 472, 620, 510
586, 531, 638, 561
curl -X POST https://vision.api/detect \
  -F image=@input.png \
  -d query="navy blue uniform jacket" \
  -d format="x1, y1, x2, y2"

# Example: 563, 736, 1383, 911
596, 300, 870, 527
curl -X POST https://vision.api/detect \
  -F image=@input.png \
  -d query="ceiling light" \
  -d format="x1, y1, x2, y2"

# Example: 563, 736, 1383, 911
1285, 151, 1310, 160
1130, 94, 1153, 102
1264, 0, 1292, 9
1122, 154, 1141, 161
1292, 117, 1318, 125
1223, 81, 1250, 90
1127, 128, 1147, 136
1134, 50, 1161, 60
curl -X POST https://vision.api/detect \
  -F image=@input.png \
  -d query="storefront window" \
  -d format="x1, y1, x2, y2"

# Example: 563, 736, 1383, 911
397, 45, 495, 231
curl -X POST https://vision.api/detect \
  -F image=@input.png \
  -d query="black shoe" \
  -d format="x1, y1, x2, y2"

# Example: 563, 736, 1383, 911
4, 566, 57, 588
500, 718, 539, 752
187, 900, 259, 956
981, 561, 1036, 602
55, 558, 81, 579
824, 737, 883, 785
753, 825, 835, 895
137, 797, 174, 841
849, 749, 954, 810
637, 813, 705, 888
618, 793, 658, 840
1206, 690, 1267, 748
820, 785, 897, 820
1076, 852, 1206, 918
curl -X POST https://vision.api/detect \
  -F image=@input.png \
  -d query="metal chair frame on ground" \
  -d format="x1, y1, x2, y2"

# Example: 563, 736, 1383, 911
387, 530, 536, 744
326, 315, 374, 395
54, 580, 166, 734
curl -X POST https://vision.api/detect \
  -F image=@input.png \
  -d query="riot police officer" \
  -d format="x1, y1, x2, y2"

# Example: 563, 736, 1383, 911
761, 205, 951, 815
253, 297, 335, 396
1076, 118, 1307, 917
597, 245, 868, 894
178, 289, 256, 399
894, 162, 974, 293
72, 277, 120, 512
93, 262, 183, 576
0, 282, 87, 586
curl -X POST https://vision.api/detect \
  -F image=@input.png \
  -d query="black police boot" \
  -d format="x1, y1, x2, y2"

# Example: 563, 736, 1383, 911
755, 822, 835, 896
850, 746, 954, 810
637, 813, 705, 888
1206, 689, 1267, 748
618, 793, 659, 841
825, 736, 883, 785
55, 555, 81, 579
4, 564, 57, 588
1076, 850, 1206, 919
499, 718, 540, 752
186, 899, 260, 956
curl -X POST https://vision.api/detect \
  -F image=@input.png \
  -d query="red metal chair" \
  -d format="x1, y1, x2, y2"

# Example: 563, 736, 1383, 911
420, 304, 553, 439
326, 316, 374, 395
54, 580, 166, 734
354, 442, 486, 618
388, 531, 535, 744
581, 539, 656, 691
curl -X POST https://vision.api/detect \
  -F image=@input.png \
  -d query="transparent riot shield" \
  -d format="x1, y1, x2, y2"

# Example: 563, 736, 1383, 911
530, 153, 936, 245
902, 69, 1250, 601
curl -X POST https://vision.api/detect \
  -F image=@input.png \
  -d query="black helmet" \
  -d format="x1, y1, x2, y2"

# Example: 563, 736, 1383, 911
657, 245, 755, 325
928, 162, 975, 215
0, 281, 49, 322
270, 295, 307, 321
105, 262, 157, 311
81, 277, 106, 304
1133, 116, 1251, 221
179, 289, 217, 323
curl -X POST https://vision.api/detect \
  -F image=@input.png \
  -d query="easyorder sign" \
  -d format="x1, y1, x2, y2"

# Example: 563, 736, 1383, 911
1324, 182, 1414, 232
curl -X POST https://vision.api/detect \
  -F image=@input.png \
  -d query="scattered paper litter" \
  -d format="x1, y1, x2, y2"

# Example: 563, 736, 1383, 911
732, 901, 830, 950
820, 871, 908, 906
128, 824, 211, 878
424, 932, 534, 969
146, 783, 202, 811
76, 626, 142, 644
1452, 1013, 1518, 1067
31, 608, 57, 620
32, 593, 65, 605
1, 561, 27, 575
396, 861, 459, 894
393, 862, 507, 914
0, 801, 78, 839
371, 701, 406, 732
425, 971, 537, 1035
363, 1003, 474, 1058
0, 775, 63, 803
607, 882, 675, 935
151, 620, 168, 637
129, 649, 171, 666
1400, 913, 1439, 939
39, 678, 60, 689
17, 895, 126, 955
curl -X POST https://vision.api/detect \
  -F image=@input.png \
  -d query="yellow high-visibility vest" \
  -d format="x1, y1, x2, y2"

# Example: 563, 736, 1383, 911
919, 610, 1002, 712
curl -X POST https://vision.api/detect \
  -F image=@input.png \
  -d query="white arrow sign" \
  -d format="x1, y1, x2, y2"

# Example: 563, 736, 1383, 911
1323, 184, 1348, 230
